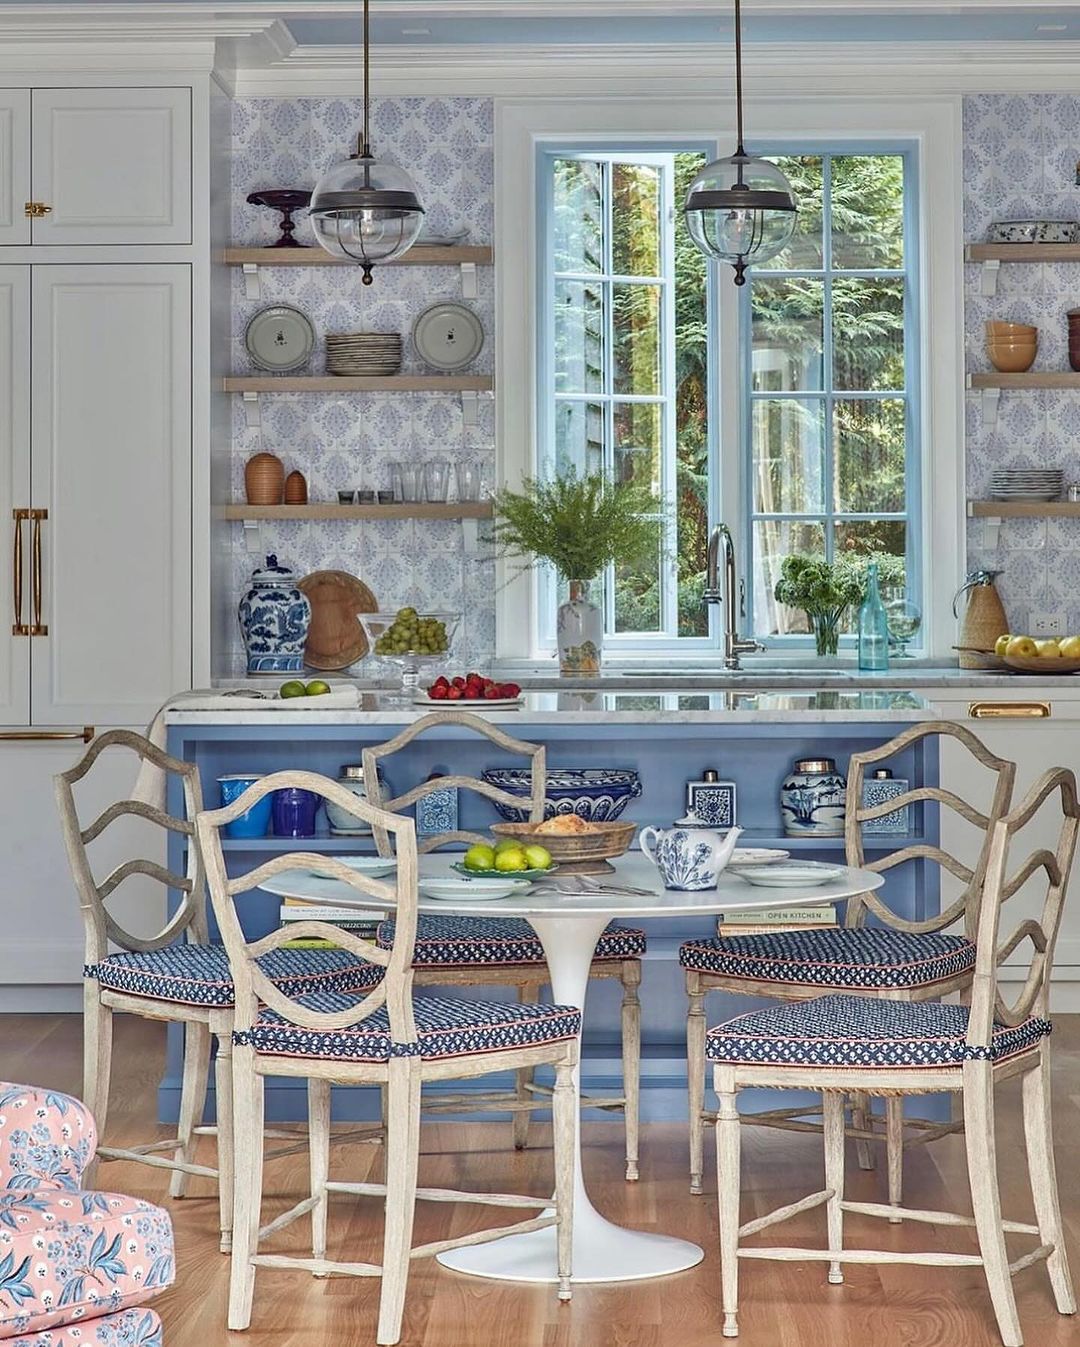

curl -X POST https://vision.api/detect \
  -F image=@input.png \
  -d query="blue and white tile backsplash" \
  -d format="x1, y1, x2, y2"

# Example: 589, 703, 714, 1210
224, 97, 496, 676
964, 93, 1080, 633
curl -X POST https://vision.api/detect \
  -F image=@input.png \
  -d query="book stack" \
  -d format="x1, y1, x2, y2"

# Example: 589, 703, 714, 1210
716, 904, 837, 937
279, 900, 382, 949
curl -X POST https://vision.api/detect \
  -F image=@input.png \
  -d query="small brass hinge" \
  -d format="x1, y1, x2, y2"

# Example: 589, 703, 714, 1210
24, 202, 52, 219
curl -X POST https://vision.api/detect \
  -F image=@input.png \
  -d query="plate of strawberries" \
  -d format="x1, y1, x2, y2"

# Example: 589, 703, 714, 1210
417, 673, 524, 708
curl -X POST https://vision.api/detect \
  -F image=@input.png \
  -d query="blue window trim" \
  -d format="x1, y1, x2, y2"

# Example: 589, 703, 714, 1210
738, 141, 923, 648
534, 139, 720, 653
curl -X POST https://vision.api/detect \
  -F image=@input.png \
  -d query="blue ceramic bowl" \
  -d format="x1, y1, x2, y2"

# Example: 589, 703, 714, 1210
218, 775, 273, 839
482, 767, 642, 823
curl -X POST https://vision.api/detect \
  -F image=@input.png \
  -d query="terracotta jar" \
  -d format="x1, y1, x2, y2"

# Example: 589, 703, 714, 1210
283, 470, 308, 504
245, 452, 285, 505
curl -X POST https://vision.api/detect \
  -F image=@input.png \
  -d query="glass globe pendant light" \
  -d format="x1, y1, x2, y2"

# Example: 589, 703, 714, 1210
309, 0, 424, 284
684, 0, 796, 285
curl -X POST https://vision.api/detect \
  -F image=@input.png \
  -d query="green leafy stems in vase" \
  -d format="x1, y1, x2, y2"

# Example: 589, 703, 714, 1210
492, 469, 665, 676
773, 553, 906, 659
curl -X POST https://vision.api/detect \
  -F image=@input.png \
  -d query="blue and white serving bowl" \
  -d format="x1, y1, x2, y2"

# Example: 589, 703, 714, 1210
481, 767, 642, 823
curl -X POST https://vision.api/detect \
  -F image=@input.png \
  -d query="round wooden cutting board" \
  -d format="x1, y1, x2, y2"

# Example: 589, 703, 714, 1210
297, 570, 378, 670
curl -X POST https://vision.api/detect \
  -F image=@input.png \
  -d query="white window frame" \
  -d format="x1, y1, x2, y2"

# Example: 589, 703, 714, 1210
495, 95, 964, 665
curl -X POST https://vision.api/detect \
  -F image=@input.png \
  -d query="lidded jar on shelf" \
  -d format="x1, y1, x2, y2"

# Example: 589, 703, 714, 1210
237, 554, 311, 676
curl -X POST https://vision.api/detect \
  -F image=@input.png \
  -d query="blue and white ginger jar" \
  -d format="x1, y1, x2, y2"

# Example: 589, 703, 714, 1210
780, 757, 847, 838
238, 554, 311, 675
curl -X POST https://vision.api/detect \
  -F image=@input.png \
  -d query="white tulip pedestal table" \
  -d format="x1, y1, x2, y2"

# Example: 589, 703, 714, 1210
260, 853, 884, 1286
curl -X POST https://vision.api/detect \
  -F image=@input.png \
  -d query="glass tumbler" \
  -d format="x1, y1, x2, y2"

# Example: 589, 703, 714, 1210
455, 460, 482, 501
424, 460, 450, 503
391, 462, 424, 503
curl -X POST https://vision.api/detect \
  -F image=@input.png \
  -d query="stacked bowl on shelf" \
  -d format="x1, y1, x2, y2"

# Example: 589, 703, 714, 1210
985, 319, 1037, 373
326, 332, 402, 376
989, 468, 1063, 502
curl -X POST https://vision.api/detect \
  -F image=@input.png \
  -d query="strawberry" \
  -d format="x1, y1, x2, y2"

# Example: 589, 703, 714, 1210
427, 684, 448, 699
502, 682, 521, 697
452, 676, 466, 689
446, 686, 464, 700
484, 685, 502, 699
431, 675, 450, 690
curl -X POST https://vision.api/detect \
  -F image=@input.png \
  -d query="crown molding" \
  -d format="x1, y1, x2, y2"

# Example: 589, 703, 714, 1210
232, 39, 1080, 97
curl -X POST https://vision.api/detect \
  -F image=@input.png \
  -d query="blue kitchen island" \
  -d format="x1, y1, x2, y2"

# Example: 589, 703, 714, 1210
162, 688, 941, 1123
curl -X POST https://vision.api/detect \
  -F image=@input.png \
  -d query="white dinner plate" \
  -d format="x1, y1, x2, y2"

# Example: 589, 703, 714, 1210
307, 855, 396, 879
734, 860, 845, 888
245, 304, 315, 372
413, 692, 524, 709
728, 848, 790, 867
420, 877, 531, 902
412, 302, 485, 371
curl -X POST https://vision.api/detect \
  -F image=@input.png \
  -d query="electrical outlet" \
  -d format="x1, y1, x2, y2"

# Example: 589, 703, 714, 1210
1029, 610, 1066, 637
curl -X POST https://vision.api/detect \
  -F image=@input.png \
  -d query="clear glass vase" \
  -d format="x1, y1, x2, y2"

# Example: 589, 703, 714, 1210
557, 580, 603, 676
810, 610, 842, 658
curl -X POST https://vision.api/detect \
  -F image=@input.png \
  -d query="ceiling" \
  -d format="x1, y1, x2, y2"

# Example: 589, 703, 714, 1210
7, 2, 1080, 48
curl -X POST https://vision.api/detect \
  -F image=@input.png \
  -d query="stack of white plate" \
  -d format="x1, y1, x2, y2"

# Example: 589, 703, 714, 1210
326, 332, 402, 377
989, 468, 1063, 501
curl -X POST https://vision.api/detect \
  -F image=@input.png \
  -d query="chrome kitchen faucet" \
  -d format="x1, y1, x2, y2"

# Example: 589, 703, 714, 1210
704, 523, 766, 670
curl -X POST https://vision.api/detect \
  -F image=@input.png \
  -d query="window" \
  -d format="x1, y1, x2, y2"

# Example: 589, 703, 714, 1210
536, 141, 920, 654
746, 152, 919, 641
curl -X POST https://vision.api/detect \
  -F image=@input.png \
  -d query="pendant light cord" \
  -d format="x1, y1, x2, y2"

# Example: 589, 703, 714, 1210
361, 0, 371, 158
734, 0, 745, 156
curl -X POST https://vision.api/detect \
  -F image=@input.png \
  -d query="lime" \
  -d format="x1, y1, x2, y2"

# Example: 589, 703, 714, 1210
523, 844, 552, 871
279, 680, 307, 699
494, 848, 528, 872
494, 837, 523, 855
463, 844, 496, 872
305, 680, 331, 696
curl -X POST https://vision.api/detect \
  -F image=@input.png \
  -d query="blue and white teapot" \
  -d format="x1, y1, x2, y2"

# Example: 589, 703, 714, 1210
638, 821, 743, 891
238, 554, 311, 676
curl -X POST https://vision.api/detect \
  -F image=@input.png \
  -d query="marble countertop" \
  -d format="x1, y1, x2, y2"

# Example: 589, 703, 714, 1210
491, 663, 1080, 691
165, 688, 939, 726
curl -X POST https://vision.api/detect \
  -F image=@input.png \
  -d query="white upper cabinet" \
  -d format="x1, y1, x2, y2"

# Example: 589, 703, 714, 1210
0, 93, 30, 245
30, 264, 191, 726
29, 88, 192, 245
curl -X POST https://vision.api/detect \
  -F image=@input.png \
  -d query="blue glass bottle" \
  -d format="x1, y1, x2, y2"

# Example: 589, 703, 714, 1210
858, 562, 890, 672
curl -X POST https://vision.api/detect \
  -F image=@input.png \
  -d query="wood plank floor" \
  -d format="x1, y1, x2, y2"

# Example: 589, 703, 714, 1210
4, 1012, 1078, 1346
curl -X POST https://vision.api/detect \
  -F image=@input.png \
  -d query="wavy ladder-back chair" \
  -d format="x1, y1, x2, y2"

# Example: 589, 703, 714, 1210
55, 730, 377, 1253
363, 711, 645, 1179
682, 720, 1016, 1203
707, 766, 1078, 1347
197, 770, 577, 1346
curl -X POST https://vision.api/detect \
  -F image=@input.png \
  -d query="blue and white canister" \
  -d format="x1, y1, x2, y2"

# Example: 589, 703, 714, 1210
862, 768, 910, 836
686, 769, 737, 828
238, 554, 311, 675
416, 772, 459, 839
780, 757, 847, 838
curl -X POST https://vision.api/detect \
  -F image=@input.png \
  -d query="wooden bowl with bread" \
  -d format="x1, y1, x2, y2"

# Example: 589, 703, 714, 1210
491, 815, 637, 873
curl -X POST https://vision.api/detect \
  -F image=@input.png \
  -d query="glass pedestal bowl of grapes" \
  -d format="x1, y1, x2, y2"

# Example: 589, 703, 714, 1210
359, 608, 460, 702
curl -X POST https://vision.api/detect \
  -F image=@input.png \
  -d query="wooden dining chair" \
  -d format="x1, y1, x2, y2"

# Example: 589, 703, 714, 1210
55, 730, 377, 1251
196, 770, 578, 1346
362, 711, 645, 1180
707, 766, 1078, 1347
681, 720, 1016, 1201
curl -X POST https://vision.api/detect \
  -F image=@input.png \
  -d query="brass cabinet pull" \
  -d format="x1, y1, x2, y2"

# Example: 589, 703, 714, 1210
969, 701, 1051, 719
0, 727, 94, 744
11, 509, 26, 636
24, 202, 52, 218
30, 508, 46, 636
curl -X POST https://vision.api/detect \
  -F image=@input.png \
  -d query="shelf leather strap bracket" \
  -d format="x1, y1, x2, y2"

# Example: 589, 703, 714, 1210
242, 391, 261, 429
242, 263, 262, 301
966, 376, 1001, 433
241, 519, 263, 553
462, 390, 479, 427
460, 261, 478, 300
979, 258, 1000, 297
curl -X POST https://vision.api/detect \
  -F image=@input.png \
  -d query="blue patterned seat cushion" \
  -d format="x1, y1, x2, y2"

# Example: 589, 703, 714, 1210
234, 990, 582, 1063
679, 927, 976, 990
706, 995, 1051, 1070
86, 945, 378, 1009
376, 915, 646, 968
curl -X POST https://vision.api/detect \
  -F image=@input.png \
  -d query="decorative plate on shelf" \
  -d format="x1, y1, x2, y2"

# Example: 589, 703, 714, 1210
244, 304, 316, 372
412, 302, 485, 371
297, 571, 378, 670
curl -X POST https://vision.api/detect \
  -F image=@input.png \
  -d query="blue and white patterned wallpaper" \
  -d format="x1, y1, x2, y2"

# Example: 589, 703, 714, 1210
964, 93, 1080, 633
224, 97, 496, 676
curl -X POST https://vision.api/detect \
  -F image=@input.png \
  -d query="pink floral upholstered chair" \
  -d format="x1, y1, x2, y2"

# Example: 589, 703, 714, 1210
0, 1083, 173, 1346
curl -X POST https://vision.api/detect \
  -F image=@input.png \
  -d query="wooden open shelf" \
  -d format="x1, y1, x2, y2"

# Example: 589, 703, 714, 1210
967, 372, 1080, 389
223, 245, 493, 268
966, 243, 1080, 263
224, 374, 493, 394
968, 500, 1080, 519
220, 503, 493, 522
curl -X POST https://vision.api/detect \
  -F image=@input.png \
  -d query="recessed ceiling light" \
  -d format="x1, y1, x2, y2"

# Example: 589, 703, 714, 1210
1037, 23, 1068, 30
402, 27, 431, 35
